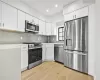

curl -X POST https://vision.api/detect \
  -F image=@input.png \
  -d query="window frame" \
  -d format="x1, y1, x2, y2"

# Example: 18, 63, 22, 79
58, 27, 64, 41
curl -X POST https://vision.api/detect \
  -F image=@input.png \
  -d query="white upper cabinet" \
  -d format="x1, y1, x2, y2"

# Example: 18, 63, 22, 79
0, 2, 1, 28
46, 22, 52, 35
42, 21, 46, 35
64, 12, 75, 21
39, 20, 46, 35
18, 10, 25, 32
51, 23, 56, 35
26, 14, 39, 25
25, 14, 33, 23
33, 17, 39, 25
2, 3, 17, 30
64, 7, 88, 22
75, 7, 88, 19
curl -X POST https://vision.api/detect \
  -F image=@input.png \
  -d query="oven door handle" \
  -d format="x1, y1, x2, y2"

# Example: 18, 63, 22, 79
29, 47, 42, 50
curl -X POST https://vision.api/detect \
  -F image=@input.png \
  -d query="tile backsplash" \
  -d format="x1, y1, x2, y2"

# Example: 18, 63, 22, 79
0, 30, 48, 43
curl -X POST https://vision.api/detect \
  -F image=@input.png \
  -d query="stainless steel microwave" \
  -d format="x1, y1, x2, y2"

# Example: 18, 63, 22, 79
25, 20, 39, 33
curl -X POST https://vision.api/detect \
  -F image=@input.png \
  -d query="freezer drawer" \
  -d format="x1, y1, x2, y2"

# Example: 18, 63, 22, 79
77, 54, 88, 73
54, 46, 64, 63
64, 50, 74, 69
73, 52, 88, 74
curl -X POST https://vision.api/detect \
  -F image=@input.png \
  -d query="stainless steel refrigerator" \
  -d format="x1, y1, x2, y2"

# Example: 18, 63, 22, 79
64, 16, 88, 74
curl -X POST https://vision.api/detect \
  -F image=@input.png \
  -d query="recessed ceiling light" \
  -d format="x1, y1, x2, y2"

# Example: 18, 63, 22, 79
55, 4, 58, 8
46, 9, 49, 12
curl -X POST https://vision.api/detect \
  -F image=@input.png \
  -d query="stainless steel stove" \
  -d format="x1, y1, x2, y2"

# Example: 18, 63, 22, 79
24, 43, 42, 69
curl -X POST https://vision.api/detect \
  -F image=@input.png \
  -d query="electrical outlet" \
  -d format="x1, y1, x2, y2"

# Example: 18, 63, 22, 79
20, 37, 23, 40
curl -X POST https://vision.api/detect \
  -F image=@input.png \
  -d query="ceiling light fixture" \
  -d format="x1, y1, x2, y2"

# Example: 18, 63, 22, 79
55, 4, 58, 8
46, 9, 49, 12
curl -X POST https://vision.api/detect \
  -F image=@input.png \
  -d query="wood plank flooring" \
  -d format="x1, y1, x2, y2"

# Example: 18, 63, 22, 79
21, 62, 93, 80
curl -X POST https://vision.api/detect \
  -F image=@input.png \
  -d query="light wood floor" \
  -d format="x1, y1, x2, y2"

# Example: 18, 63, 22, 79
21, 62, 93, 80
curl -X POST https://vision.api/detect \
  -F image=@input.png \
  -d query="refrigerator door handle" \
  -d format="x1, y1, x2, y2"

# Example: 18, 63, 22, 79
66, 39, 67, 46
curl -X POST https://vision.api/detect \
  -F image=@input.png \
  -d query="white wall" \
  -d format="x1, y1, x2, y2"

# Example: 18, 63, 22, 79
95, 0, 100, 80
0, 0, 46, 21
88, 4, 96, 78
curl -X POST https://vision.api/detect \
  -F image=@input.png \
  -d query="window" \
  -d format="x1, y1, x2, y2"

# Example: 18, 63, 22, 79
58, 27, 64, 41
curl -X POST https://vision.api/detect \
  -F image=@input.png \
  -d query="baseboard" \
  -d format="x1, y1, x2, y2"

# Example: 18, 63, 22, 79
21, 67, 28, 72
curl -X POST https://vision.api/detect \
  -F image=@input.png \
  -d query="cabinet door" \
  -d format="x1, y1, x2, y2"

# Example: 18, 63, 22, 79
45, 44, 54, 61
75, 7, 88, 19
39, 20, 45, 35
34, 17, 39, 25
42, 44, 46, 61
64, 12, 75, 21
51, 23, 56, 35
42, 21, 46, 35
0, 1, 2, 28
21, 50, 28, 70
46, 23, 52, 35
25, 14, 33, 23
2, 3, 17, 30
21, 45, 28, 71
46, 47, 54, 61
18, 10, 25, 32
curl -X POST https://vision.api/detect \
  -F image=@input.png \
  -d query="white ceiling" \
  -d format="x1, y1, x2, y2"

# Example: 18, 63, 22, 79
21, 0, 77, 16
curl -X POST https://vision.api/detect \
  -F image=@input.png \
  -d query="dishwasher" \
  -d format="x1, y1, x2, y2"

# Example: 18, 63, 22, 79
54, 45, 64, 63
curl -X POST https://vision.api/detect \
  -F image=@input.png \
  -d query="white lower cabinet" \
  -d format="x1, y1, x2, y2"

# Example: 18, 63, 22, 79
42, 44, 54, 61
21, 44, 28, 71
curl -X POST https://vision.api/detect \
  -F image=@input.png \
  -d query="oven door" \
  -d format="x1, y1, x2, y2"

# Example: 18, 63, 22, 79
28, 48, 42, 64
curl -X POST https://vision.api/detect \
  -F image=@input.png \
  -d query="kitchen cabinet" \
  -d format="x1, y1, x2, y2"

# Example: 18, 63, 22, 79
45, 44, 54, 61
64, 7, 88, 21
26, 13, 39, 25
42, 44, 46, 61
18, 10, 26, 32
46, 22, 52, 35
51, 23, 57, 35
2, 2, 17, 30
42, 44, 54, 61
25, 13, 33, 23
33, 17, 39, 25
21, 44, 28, 71
64, 12, 75, 21
39, 20, 46, 35
75, 7, 88, 19
0, 44, 21, 80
